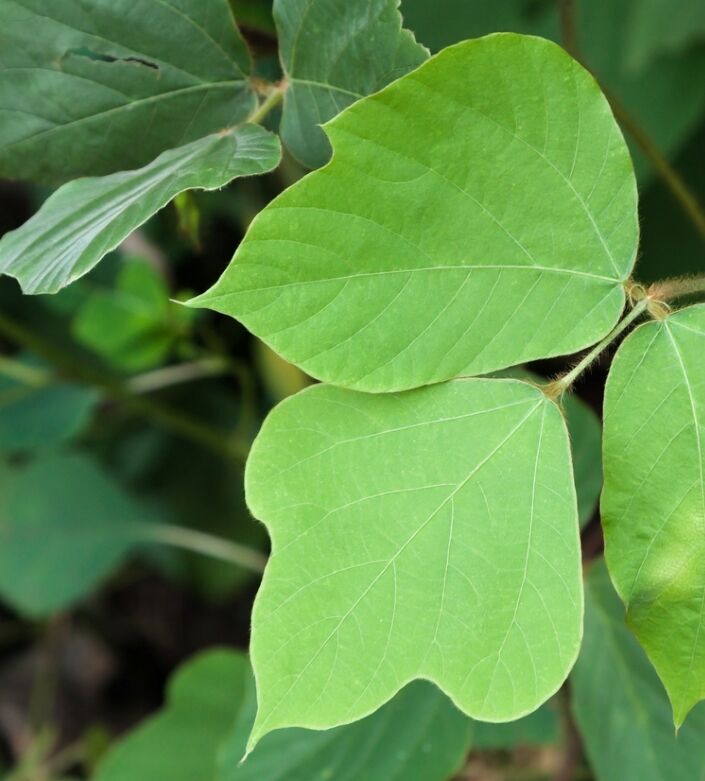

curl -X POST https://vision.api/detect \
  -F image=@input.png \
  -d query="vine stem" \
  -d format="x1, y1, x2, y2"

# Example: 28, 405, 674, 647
648, 274, 705, 302
547, 297, 649, 395
145, 523, 267, 573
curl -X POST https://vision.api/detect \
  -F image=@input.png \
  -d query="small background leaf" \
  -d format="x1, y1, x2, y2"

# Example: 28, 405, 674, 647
274, 0, 428, 167
572, 560, 705, 780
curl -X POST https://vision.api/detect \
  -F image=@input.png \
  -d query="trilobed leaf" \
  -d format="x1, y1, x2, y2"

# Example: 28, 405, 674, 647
0, 0, 255, 184
602, 303, 705, 726
245, 378, 582, 749
191, 33, 638, 392
274, 0, 428, 167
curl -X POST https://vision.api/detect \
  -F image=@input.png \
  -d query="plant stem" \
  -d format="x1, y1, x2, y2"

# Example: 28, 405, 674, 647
0, 355, 52, 387
145, 523, 267, 572
558, 0, 579, 59
125, 356, 228, 394
248, 82, 286, 125
548, 298, 649, 394
648, 274, 705, 302
0, 311, 249, 462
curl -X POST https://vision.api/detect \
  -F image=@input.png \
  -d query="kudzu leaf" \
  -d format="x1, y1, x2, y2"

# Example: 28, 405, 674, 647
0, 125, 281, 294
571, 560, 705, 781
0, 454, 151, 616
96, 650, 249, 781
223, 666, 472, 780
602, 303, 705, 726
245, 378, 582, 749
0, 0, 255, 184
191, 34, 638, 392
72, 259, 188, 372
274, 0, 428, 168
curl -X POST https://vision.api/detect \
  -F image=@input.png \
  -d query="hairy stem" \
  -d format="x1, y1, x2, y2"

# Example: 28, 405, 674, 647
648, 274, 705, 302
548, 298, 649, 395
145, 523, 267, 573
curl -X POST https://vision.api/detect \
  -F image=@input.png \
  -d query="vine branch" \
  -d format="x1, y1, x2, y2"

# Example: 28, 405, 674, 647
547, 297, 649, 396
145, 523, 267, 573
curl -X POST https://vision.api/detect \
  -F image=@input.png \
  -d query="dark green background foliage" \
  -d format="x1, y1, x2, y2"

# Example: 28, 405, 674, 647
0, 0, 704, 779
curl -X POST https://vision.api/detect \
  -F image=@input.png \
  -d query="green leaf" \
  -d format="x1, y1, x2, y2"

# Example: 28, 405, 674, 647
0, 125, 281, 294
571, 560, 705, 780
626, 0, 705, 69
0, 0, 255, 184
602, 303, 705, 726
223, 671, 472, 780
96, 649, 472, 781
563, 392, 602, 528
274, 0, 428, 168
96, 650, 249, 781
0, 360, 98, 453
0, 454, 149, 616
72, 259, 185, 372
191, 34, 638, 392
245, 378, 582, 748
472, 702, 559, 750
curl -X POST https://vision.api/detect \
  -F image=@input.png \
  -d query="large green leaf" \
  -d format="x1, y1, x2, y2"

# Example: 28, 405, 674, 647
0, 0, 255, 184
602, 303, 705, 726
0, 454, 150, 616
95, 648, 472, 781
563, 392, 602, 527
571, 560, 705, 780
245, 378, 582, 749
96, 650, 249, 781
274, 0, 428, 168
191, 34, 638, 392
0, 125, 281, 294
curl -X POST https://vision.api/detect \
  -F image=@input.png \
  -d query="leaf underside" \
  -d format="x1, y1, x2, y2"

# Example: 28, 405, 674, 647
191, 33, 638, 392
245, 378, 582, 748
602, 303, 705, 726
0, 125, 281, 294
